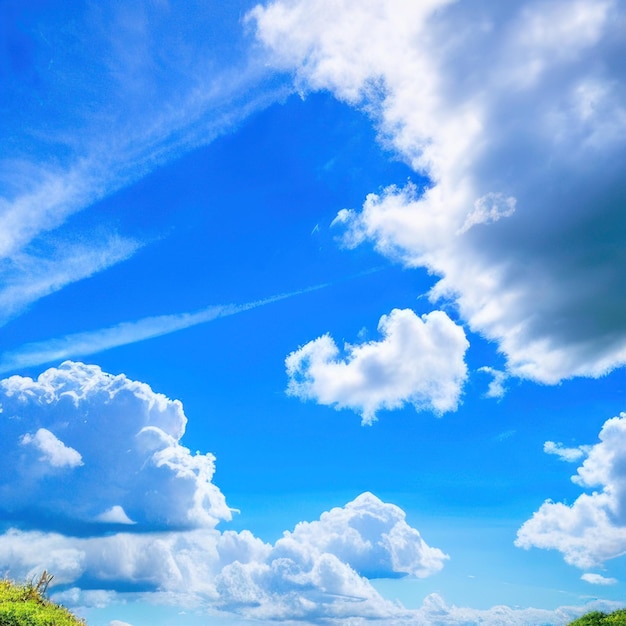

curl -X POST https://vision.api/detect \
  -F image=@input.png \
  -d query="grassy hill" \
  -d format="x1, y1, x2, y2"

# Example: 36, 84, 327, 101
0, 574, 85, 626
568, 610, 626, 625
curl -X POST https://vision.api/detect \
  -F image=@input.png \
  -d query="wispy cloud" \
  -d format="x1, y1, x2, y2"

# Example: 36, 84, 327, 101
0, 235, 143, 327
0, 283, 328, 375
1, 1, 293, 325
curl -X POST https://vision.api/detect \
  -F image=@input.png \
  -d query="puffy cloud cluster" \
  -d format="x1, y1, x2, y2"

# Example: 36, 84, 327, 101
250, 0, 626, 384
214, 492, 448, 621
517, 413, 626, 569
0, 361, 230, 529
0, 494, 444, 622
286, 308, 468, 423
0, 362, 450, 622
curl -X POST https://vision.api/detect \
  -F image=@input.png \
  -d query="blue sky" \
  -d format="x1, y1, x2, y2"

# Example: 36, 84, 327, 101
2, 1, 626, 624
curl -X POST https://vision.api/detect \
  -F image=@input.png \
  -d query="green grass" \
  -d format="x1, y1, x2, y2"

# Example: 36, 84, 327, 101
0, 574, 85, 626
568, 610, 626, 625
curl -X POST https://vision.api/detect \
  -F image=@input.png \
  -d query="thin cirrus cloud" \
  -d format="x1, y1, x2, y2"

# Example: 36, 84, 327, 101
0, 1, 290, 326
249, 0, 626, 385
286, 308, 469, 424
0, 235, 142, 327
0, 283, 328, 375
517, 413, 626, 570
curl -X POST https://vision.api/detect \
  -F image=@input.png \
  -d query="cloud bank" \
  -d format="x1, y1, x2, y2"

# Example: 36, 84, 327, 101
286, 308, 469, 423
250, 0, 626, 385
0, 362, 619, 624
0, 362, 447, 622
517, 413, 626, 569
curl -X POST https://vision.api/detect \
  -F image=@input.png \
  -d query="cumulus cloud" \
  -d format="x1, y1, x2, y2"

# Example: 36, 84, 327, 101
517, 413, 626, 568
250, 0, 626, 384
581, 573, 617, 585
0, 361, 231, 529
478, 366, 508, 399
20, 428, 83, 469
213, 493, 446, 620
0, 363, 451, 622
286, 308, 469, 423
281, 492, 448, 579
543, 440, 588, 462
0, 494, 444, 622
96, 506, 136, 525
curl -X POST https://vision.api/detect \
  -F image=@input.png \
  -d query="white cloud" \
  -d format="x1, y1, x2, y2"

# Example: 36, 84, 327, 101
20, 428, 83, 469
0, 235, 142, 327
0, 363, 451, 622
478, 366, 508, 399
214, 492, 447, 621
0, 361, 231, 529
286, 308, 469, 423
250, 0, 626, 385
282, 492, 448, 579
581, 572, 617, 585
543, 441, 588, 463
1, 2, 291, 324
517, 413, 626, 568
0, 284, 327, 375
0, 495, 444, 622
109, 621, 134, 626
96, 506, 136, 525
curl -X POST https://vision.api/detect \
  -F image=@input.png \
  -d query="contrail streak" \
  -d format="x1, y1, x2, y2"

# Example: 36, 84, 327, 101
0, 283, 329, 375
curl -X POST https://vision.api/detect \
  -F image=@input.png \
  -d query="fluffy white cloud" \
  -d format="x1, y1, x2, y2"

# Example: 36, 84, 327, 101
250, 0, 626, 384
96, 506, 136, 525
543, 441, 588, 463
20, 428, 83, 469
0, 363, 451, 622
0, 361, 231, 529
282, 492, 448, 579
0, 494, 444, 622
517, 413, 626, 568
478, 367, 508, 399
581, 573, 617, 585
286, 308, 468, 423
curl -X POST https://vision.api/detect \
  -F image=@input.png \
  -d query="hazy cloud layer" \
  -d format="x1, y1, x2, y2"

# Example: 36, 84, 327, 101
517, 413, 626, 568
251, 0, 626, 384
286, 308, 468, 423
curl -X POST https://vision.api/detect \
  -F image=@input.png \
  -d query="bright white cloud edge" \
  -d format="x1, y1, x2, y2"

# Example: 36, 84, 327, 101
250, 0, 626, 385
518, 413, 626, 569
286, 308, 469, 423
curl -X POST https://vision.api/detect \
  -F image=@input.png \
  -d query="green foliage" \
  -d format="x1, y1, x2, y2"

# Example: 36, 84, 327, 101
0, 574, 85, 626
569, 609, 626, 626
